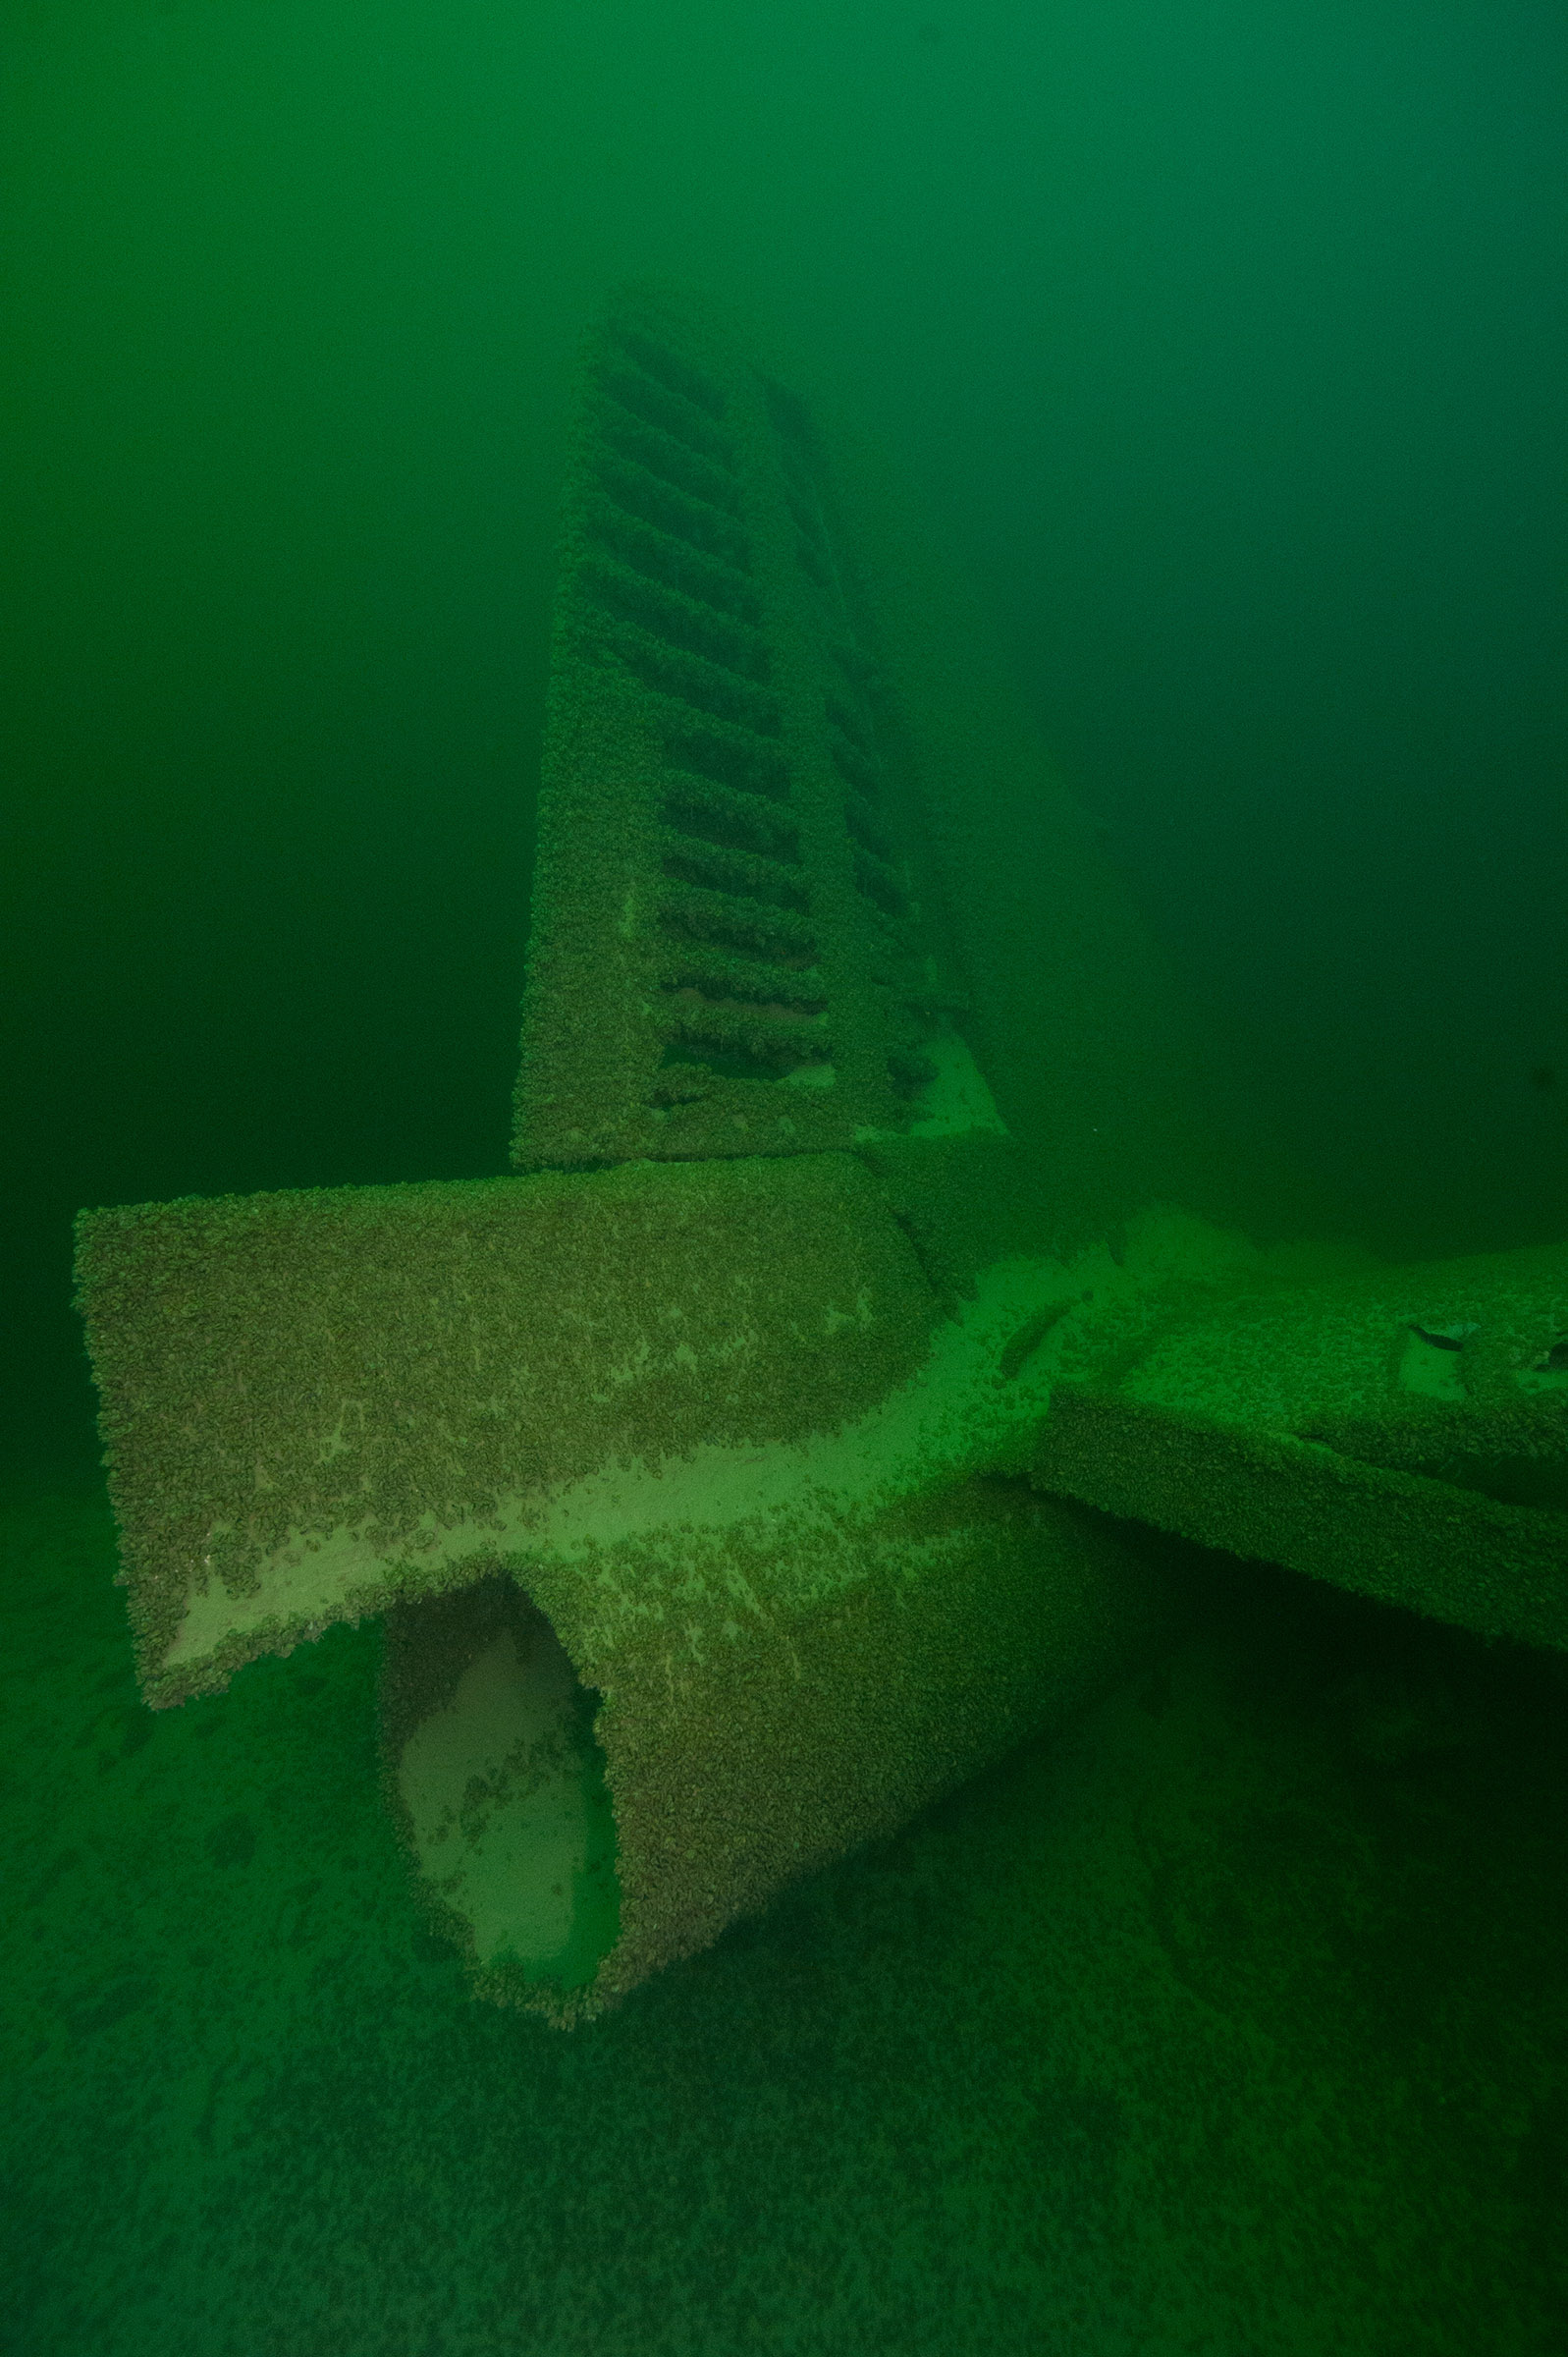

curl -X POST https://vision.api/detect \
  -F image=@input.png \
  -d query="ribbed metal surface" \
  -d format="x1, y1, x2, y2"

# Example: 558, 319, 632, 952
512, 291, 949, 1167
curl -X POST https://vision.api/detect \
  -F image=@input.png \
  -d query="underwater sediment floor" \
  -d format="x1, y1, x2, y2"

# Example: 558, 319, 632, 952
3, 1473, 1564, 2356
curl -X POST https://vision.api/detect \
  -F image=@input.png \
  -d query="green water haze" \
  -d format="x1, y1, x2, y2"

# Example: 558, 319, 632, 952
6, 0, 1565, 1480
4, 5, 1565, 2351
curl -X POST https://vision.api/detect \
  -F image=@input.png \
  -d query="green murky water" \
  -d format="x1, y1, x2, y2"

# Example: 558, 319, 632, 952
5, 5, 1565, 2349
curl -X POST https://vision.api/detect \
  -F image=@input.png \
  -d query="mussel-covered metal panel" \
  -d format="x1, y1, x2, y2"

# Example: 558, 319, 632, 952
512, 291, 952, 1168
